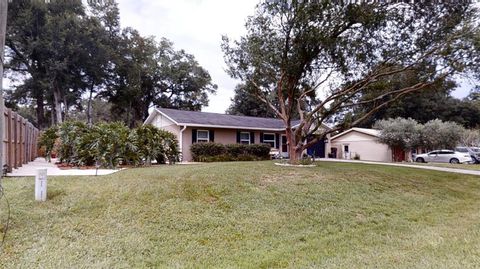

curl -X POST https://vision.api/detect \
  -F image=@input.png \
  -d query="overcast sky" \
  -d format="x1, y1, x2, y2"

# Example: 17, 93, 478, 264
116, 0, 259, 113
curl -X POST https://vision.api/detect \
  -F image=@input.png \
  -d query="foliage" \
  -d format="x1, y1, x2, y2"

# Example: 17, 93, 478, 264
57, 121, 89, 164
222, 0, 479, 163
461, 129, 480, 147
99, 29, 217, 127
38, 126, 58, 162
375, 118, 425, 150
190, 142, 226, 161
375, 118, 466, 151
5, 1, 215, 128
51, 121, 179, 168
135, 125, 180, 165
351, 73, 479, 128
190, 143, 271, 162
423, 119, 466, 150
85, 122, 138, 168
226, 83, 277, 118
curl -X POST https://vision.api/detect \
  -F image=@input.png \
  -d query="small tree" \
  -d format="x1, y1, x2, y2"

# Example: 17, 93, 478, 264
375, 118, 424, 161
423, 119, 465, 150
38, 126, 58, 162
461, 129, 480, 147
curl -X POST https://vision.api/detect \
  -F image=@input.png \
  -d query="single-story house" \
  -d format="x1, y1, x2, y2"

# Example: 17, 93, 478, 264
330, 127, 401, 162
144, 108, 329, 162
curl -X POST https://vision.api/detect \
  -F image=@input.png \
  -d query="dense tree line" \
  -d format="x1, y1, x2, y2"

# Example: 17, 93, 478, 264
228, 72, 480, 129
5, 0, 216, 128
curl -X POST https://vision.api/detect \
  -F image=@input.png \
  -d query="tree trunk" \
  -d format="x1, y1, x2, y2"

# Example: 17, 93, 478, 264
63, 95, 68, 121
53, 88, 63, 124
50, 105, 55, 126
87, 84, 94, 127
35, 92, 46, 129
285, 127, 303, 164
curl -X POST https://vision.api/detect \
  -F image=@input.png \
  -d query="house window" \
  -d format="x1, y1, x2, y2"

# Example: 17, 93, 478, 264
240, 132, 250, 144
263, 133, 276, 148
196, 130, 209, 143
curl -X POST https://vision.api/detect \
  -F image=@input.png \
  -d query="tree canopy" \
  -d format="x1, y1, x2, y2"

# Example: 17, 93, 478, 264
223, 0, 479, 163
5, 0, 216, 128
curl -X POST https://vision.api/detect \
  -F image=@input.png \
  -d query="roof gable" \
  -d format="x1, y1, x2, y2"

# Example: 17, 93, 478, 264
330, 128, 381, 141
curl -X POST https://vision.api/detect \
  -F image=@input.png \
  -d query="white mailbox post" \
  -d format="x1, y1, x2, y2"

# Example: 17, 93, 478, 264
35, 168, 47, 201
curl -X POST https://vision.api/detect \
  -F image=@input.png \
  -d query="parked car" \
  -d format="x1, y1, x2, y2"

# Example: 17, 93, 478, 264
414, 150, 473, 164
455, 147, 480, 164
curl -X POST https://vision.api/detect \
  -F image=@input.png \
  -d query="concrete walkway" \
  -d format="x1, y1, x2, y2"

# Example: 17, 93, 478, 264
7, 158, 122, 177
318, 158, 480, 176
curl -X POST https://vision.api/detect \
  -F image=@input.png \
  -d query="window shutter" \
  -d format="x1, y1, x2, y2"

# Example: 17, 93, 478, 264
260, 132, 264, 143
236, 131, 241, 143
192, 129, 197, 143
250, 132, 255, 144
209, 130, 215, 142
275, 133, 280, 149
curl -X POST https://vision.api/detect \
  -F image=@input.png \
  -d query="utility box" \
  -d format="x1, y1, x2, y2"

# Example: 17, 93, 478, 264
35, 168, 47, 201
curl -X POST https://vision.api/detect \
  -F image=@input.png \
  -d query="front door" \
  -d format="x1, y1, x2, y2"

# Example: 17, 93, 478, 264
343, 145, 350, 159
281, 135, 288, 157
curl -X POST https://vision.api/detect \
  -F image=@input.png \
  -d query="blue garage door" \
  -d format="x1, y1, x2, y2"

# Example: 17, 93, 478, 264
307, 138, 326, 158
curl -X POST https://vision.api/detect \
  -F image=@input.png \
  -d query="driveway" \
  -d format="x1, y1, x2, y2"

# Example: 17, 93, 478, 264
318, 158, 480, 176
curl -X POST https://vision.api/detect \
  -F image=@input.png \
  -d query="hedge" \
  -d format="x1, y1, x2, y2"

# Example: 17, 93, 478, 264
38, 121, 179, 168
190, 142, 270, 162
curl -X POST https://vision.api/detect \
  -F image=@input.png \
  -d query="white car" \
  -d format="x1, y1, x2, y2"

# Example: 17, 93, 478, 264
415, 150, 473, 164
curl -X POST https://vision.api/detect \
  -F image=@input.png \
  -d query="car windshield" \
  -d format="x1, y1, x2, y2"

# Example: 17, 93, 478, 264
471, 148, 480, 152
456, 148, 468, 153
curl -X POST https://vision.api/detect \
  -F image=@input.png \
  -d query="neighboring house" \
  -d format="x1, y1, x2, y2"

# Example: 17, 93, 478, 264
330, 128, 400, 162
144, 108, 329, 162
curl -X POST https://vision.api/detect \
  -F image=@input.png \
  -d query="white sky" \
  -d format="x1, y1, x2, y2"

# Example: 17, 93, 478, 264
116, 0, 259, 113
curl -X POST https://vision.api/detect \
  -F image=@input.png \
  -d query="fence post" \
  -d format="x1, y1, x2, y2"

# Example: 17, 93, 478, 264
0, 0, 8, 178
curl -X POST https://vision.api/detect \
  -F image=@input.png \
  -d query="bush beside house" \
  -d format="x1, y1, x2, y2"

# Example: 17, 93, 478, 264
38, 121, 179, 168
191, 142, 270, 162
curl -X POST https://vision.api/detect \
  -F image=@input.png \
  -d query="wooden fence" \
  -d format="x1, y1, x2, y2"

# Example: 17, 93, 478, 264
2, 107, 39, 172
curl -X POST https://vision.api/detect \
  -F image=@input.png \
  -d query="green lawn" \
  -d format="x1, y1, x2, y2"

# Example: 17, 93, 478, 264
1, 162, 480, 268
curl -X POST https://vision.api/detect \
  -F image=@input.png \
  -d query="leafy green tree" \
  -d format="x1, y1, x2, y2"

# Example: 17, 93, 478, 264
5, 0, 112, 127
376, 118, 467, 159
38, 126, 58, 162
375, 118, 424, 152
461, 129, 480, 147
106, 34, 217, 127
226, 83, 277, 118
423, 119, 466, 150
222, 1, 478, 163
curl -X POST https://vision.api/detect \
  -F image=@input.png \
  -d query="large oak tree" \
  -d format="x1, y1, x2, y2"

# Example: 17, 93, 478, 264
223, 0, 479, 163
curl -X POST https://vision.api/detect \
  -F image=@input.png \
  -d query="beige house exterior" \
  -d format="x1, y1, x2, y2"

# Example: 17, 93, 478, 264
330, 128, 392, 162
145, 108, 325, 162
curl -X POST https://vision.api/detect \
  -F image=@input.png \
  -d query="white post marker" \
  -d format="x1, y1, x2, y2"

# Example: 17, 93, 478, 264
35, 168, 47, 201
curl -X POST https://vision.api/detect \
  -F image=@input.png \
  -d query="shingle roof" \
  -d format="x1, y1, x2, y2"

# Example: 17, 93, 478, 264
156, 108, 288, 130
330, 127, 381, 140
